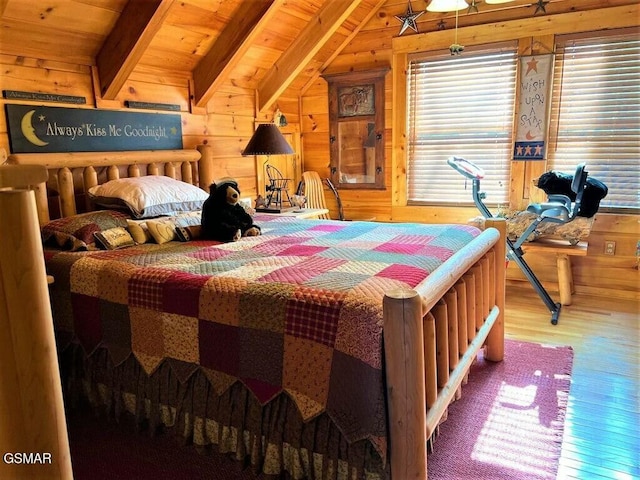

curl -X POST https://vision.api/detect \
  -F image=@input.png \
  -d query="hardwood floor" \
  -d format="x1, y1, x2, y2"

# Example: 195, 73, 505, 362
504, 284, 639, 480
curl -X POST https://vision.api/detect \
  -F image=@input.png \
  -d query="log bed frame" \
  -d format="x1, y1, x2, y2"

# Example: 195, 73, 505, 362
1, 147, 506, 480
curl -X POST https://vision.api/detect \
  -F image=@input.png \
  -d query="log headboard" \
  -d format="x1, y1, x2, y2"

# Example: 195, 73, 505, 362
5, 145, 214, 225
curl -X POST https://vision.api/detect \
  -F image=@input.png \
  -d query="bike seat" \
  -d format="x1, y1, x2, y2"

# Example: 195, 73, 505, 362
526, 194, 572, 220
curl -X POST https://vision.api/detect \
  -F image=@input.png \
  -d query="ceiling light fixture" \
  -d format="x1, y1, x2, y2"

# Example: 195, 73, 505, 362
426, 0, 469, 12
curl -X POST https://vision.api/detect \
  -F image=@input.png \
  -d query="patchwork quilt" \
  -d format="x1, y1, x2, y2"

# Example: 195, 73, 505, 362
45, 215, 481, 458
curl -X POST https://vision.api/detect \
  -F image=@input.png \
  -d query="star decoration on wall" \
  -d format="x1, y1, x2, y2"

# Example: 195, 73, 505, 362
526, 57, 539, 74
467, 0, 479, 14
534, 0, 549, 14
395, 1, 424, 36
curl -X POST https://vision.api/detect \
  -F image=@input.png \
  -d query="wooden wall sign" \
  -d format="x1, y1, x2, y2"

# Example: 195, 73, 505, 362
513, 54, 554, 161
125, 101, 181, 111
5, 104, 183, 153
2, 90, 86, 104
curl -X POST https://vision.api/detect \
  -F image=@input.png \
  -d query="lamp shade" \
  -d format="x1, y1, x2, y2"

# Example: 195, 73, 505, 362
426, 0, 468, 12
485, 0, 515, 4
241, 123, 294, 156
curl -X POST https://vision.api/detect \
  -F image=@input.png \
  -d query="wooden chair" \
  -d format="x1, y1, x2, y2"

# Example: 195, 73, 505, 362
300, 171, 331, 219
265, 165, 292, 209
301, 171, 375, 222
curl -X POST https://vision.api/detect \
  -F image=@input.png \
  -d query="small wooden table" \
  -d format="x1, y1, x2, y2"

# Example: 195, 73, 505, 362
522, 239, 588, 306
257, 208, 329, 219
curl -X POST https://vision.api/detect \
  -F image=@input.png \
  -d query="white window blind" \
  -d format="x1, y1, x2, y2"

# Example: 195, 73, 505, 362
407, 46, 517, 206
548, 32, 639, 211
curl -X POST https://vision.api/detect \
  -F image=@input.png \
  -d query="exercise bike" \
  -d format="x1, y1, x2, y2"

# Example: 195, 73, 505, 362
447, 156, 565, 325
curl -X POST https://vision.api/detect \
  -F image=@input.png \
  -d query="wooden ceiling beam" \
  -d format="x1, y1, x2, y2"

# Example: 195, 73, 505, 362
96, 0, 175, 100
300, 0, 388, 96
257, 0, 365, 113
192, 0, 283, 108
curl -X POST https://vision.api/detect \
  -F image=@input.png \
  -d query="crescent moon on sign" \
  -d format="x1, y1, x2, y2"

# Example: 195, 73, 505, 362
20, 110, 49, 146
525, 130, 535, 140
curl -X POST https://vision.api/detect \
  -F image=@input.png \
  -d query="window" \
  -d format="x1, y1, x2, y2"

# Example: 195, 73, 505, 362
407, 44, 517, 206
548, 31, 639, 211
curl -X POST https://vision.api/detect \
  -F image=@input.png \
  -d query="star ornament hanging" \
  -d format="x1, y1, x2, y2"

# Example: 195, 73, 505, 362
534, 0, 549, 14
395, 1, 424, 36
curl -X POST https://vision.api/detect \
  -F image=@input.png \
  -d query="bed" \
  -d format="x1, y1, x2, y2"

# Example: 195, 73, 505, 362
4, 147, 506, 480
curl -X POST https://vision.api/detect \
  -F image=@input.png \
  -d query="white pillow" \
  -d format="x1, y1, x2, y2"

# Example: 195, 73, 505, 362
88, 176, 208, 219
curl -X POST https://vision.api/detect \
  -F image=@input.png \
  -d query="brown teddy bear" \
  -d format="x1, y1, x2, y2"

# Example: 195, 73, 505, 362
200, 179, 260, 242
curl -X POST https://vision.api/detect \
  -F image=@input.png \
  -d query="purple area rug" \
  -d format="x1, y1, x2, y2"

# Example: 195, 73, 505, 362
428, 339, 573, 480
66, 339, 572, 479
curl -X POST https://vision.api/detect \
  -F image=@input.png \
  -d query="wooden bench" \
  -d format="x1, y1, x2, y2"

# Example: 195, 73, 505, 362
521, 239, 588, 306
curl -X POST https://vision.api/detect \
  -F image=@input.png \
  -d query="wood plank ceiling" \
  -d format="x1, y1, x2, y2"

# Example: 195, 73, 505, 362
0, 0, 631, 113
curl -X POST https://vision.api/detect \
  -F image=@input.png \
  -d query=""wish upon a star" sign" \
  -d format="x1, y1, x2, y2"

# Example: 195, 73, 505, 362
513, 54, 554, 161
5, 104, 183, 153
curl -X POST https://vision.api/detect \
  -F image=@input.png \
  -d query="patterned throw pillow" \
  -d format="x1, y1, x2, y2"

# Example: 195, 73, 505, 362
126, 220, 152, 244
41, 210, 130, 251
146, 219, 177, 244
175, 225, 202, 242
94, 227, 136, 250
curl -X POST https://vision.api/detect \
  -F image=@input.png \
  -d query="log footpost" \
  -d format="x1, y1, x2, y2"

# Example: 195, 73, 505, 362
383, 288, 427, 479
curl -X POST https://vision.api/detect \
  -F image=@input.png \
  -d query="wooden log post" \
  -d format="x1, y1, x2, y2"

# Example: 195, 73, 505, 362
0, 167, 73, 480
33, 181, 50, 225
147, 163, 159, 176
484, 218, 506, 362
463, 273, 476, 342
164, 162, 176, 179
57, 167, 76, 218
454, 280, 468, 352
445, 289, 459, 370
434, 299, 449, 389
197, 144, 215, 190
181, 161, 193, 185
198, 145, 214, 190
128, 164, 141, 177
557, 254, 572, 304
481, 256, 490, 317
83, 166, 98, 212
423, 312, 437, 409
383, 288, 427, 480
106, 164, 119, 181
472, 264, 484, 331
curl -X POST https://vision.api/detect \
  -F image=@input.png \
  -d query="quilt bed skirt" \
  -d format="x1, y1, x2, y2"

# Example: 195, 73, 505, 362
60, 343, 388, 480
